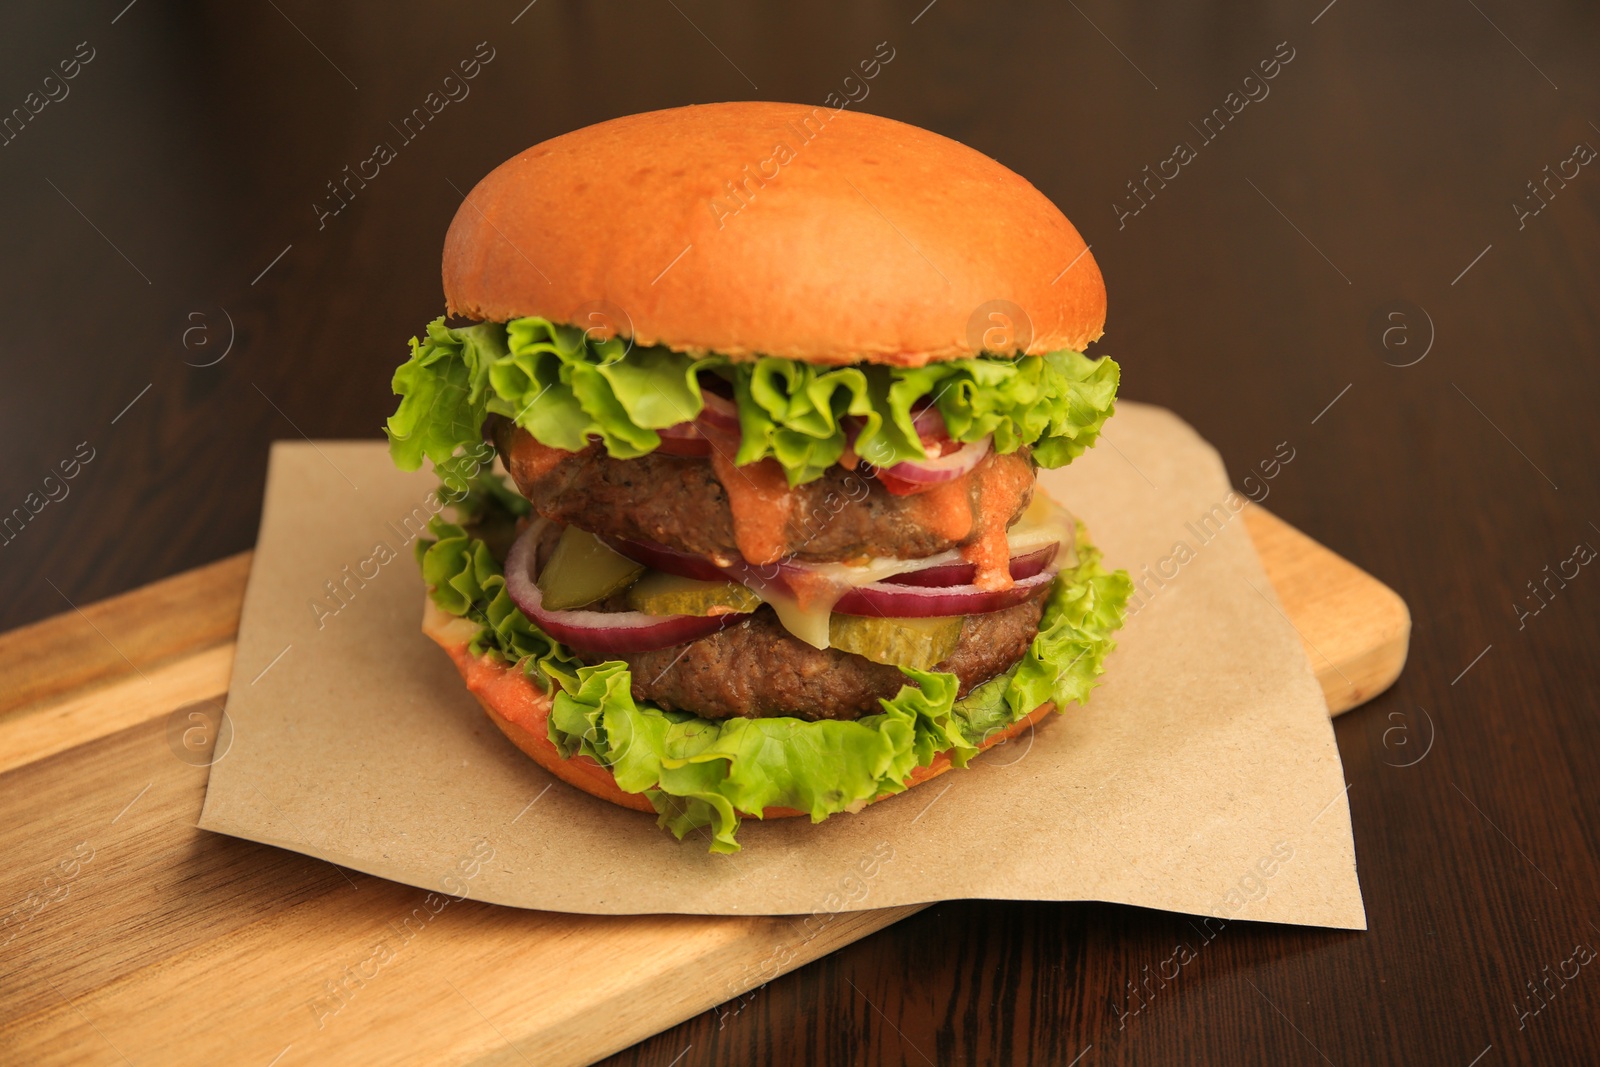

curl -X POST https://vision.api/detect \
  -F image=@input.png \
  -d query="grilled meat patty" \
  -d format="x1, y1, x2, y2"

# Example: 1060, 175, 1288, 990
494, 420, 1035, 565
595, 594, 1048, 721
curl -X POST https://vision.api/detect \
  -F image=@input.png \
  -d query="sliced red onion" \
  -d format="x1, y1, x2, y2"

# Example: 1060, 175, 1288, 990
872, 470, 920, 496
884, 543, 1057, 588
600, 535, 731, 583
832, 566, 1058, 618
695, 388, 740, 433
646, 372, 735, 454
654, 437, 712, 458
657, 420, 702, 441
909, 403, 950, 445
880, 435, 991, 486
605, 534, 1064, 600
654, 421, 711, 457
504, 520, 746, 655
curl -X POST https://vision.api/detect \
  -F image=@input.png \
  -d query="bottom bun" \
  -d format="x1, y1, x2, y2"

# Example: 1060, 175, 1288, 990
423, 596, 1053, 822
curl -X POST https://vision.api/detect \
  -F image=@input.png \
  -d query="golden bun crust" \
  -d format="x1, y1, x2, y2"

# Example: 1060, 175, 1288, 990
422, 597, 1052, 823
442, 101, 1105, 366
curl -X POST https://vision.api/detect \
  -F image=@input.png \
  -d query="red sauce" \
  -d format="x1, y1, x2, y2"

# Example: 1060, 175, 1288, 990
701, 425, 794, 566
694, 426, 1031, 592
783, 567, 845, 613
904, 477, 975, 543
959, 453, 1034, 591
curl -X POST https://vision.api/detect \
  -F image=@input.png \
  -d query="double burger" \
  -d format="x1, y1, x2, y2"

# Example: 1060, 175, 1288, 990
386, 102, 1131, 852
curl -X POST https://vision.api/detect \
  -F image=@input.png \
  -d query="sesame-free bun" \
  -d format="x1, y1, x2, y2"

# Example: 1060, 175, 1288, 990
443, 101, 1105, 366
422, 598, 1053, 824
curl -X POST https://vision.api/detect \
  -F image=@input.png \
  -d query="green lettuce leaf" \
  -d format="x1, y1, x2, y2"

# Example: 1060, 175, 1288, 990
414, 515, 580, 686
387, 316, 1119, 487
387, 320, 510, 472
416, 476, 1131, 853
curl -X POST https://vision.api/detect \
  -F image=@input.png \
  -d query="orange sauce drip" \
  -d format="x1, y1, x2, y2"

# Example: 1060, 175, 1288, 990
904, 477, 975, 543
960, 454, 1033, 591
702, 425, 795, 566
782, 567, 845, 613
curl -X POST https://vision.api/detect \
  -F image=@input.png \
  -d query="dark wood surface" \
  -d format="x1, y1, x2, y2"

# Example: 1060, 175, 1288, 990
2, 1, 1596, 1064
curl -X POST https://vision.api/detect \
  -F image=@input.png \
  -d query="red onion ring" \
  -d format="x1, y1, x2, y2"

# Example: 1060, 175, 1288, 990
831, 566, 1058, 618
909, 403, 950, 445
695, 389, 740, 433
657, 420, 702, 441
883, 543, 1057, 588
654, 436, 712, 457
600, 535, 731, 583
504, 520, 746, 655
654, 421, 711, 457
604, 534, 1062, 606
879, 435, 991, 486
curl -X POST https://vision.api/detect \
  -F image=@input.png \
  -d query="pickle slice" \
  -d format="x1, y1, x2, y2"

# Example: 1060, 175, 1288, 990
626, 571, 762, 617
535, 526, 645, 609
828, 614, 964, 670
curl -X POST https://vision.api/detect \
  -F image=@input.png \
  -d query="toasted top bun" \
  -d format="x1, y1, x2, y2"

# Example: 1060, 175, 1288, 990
443, 101, 1105, 366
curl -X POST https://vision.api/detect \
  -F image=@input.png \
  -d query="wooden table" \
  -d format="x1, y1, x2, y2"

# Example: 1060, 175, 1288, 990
2, 1, 1596, 1063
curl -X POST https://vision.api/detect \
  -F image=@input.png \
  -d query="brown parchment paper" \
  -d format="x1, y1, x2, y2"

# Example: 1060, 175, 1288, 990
198, 403, 1365, 928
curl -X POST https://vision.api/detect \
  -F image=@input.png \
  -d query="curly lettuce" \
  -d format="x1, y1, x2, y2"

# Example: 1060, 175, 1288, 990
416, 482, 1131, 853
388, 316, 1119, 487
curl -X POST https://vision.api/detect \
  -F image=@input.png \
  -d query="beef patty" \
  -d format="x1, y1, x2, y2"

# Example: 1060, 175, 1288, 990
590, 594, 1048, 721
493, 419, 1034, 565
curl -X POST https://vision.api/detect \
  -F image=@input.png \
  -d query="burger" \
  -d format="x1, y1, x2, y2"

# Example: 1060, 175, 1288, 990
386, 102, 1131, 853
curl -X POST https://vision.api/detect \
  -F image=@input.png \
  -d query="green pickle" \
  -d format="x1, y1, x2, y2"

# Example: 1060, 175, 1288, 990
828, 614, 964, 670
626, 571, 763, 616
535, 526, 645, 609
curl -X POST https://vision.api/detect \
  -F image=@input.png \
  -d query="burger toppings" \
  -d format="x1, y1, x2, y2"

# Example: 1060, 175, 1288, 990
500, 498, 1072, 658
881, 542, 1058, 588
388, 316, 1119, 489
533, 525, 643, 609
494, 419, 1042, 568
827, 567, 1056, 619
411, 477, 1131, 852
624, 572, 762, 617
503, 521, 746, 657
390, 313, 1128, 853
828, 614, 963, 671
617, 602, 1044, 722
876, 434, 991, 492
703, 429, 795, 566
502, 485, 1077, 653
961, 442, 1040, 590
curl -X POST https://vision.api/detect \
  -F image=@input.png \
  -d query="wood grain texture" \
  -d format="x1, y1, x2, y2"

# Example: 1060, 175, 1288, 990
1242, 506, 1410, 714
0, 553, 248, 720
2, 0, 1596, 1063
0, 511, 1397, 1066
0, 710, 919, 1066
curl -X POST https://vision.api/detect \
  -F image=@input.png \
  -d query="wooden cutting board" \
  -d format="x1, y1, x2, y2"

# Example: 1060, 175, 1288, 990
0, 506, 1407, 1067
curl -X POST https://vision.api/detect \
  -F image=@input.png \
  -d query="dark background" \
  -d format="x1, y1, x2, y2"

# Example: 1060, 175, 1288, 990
3, 0, 1598, 1063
